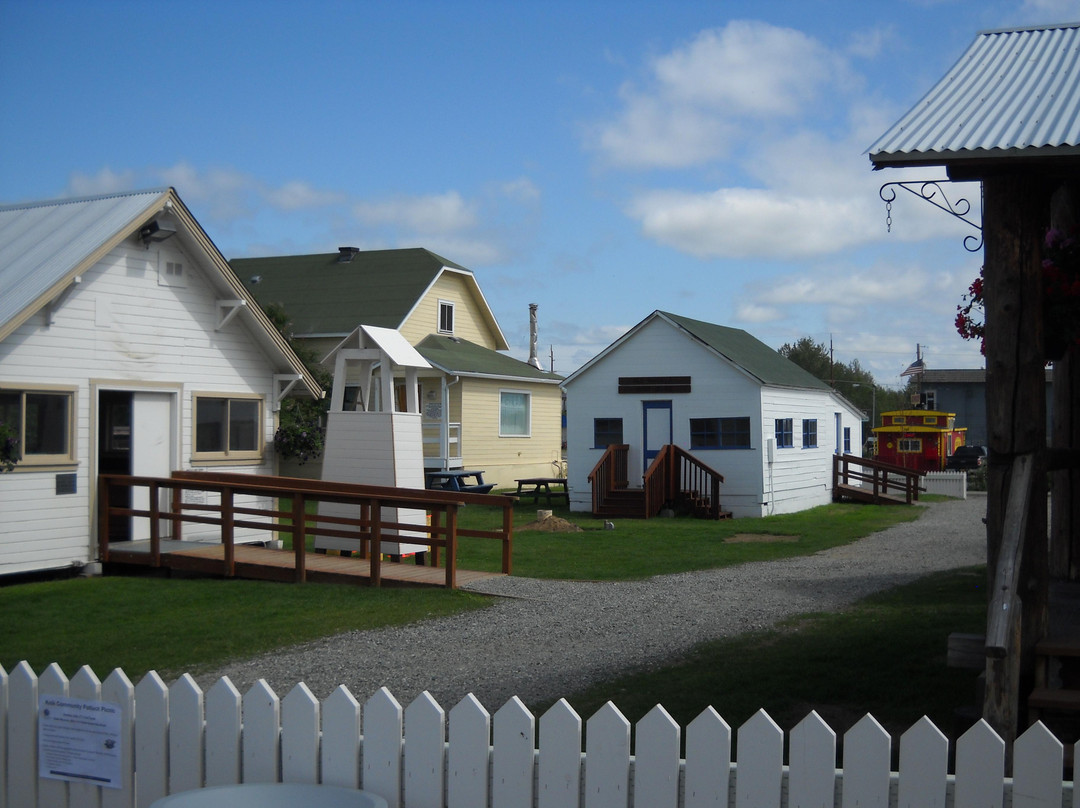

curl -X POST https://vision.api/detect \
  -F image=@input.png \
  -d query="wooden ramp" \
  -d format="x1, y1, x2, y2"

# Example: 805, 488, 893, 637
105, 542, 503, 589
832, 454, 923, 505
833, 483, 911, 506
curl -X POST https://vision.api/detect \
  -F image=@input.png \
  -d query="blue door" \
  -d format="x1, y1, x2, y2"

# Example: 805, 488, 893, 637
642, 400, 673, 474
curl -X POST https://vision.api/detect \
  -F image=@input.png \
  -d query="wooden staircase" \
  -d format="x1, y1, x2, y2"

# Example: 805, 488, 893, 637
588, 444, 731, 520
1028, 581, 1080, 743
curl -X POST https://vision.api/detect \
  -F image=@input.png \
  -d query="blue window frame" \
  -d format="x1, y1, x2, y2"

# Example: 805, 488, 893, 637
774, 418, 793, 448
802, 419, 818, 448
843, 426, 851, 453
593, 418, 623, 448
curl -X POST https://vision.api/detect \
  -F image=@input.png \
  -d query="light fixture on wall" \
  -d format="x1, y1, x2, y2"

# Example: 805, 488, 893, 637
139, 219, 177, 247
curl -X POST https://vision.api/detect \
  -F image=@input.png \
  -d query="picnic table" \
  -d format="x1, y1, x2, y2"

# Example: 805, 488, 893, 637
513, 477, 568, 507
425, 469, 495, 494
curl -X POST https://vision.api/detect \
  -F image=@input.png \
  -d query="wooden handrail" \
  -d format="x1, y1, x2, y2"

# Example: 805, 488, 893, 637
832, 454, 923, 504
587, 444, 629, 515
98, 472, 516, 588
643, 445, 726, 520
986, 453, 1035, 657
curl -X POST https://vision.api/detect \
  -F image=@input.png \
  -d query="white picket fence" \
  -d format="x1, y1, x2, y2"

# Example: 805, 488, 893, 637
1, 661, 1075, 808
923, 471, 968, 499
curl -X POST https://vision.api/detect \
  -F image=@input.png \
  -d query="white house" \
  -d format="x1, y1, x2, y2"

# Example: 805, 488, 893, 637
562, 311, 865, 518
0, 188, 322, 577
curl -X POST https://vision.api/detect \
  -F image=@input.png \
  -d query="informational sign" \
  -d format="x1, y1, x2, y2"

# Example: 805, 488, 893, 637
38, 696, 122, 789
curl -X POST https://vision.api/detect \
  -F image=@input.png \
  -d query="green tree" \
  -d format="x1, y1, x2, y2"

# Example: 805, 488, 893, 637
778, 338, 885, 446
265, 302, 332, 464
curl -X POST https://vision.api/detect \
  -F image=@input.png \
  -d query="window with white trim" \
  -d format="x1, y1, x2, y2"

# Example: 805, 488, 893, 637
193, 394, 263, 460
0, 386, 76, 466
438, 300, 454, 334
899, 437, 922, 453
499, 390, 530, 437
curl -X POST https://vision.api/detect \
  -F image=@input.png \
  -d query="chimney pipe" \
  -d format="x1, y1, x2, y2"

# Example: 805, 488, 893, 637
528, 303, 542, 369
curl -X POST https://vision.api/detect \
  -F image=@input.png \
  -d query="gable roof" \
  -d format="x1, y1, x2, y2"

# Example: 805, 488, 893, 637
232, 248, 510, 350
869, 23, 1080, 170
563, 310, 831, 392
417, 334, 562, 383
0, 187, 322, 398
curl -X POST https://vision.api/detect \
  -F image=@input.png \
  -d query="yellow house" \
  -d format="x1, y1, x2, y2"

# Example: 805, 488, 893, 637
231, 248, 563, 485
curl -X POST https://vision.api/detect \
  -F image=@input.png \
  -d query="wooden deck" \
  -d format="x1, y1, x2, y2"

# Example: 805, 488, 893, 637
832, 454, 923, 505
105, 540, 503, 588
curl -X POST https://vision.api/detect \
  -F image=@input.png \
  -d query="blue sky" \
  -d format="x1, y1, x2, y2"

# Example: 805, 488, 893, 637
3, 0, 1078, 387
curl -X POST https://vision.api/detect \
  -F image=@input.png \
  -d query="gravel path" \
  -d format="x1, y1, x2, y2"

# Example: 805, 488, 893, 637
196, 495, 987, 707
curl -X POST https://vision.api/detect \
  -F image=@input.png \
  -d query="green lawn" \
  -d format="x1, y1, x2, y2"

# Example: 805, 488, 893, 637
2, 497, 971, 731
545, 566, 987, 741
0, 577, 487, 681
456, 499, 924, 579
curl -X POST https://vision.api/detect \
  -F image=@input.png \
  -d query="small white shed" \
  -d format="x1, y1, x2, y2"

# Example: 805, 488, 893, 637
562, 311, 864, 518
0, 188, 322, 577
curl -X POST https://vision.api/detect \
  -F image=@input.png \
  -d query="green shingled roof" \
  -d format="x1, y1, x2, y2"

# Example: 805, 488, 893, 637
659, 312, 831, 390
231, 248, 469, 336
417, 335, 562, 381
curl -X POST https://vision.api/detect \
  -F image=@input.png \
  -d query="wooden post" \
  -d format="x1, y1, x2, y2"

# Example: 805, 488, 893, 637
171, 483, 183, 541
98, 476, 111, 563
149, 481, 161, 568
221, 486, 235, 578
444, 504, 457, 589
370, 502, 381, 587
292, 493, 306, 584
981, 173, 1051, 747
502, 501, 514, 576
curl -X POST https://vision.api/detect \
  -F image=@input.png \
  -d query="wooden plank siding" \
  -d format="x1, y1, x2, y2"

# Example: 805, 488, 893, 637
564, 313, 864, 518
399, 272, 500, 350
457, 377, 564, 484
0, 234, 286, 576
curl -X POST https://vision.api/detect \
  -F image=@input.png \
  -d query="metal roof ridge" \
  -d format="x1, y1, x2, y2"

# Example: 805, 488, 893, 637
0, 187, 170, 213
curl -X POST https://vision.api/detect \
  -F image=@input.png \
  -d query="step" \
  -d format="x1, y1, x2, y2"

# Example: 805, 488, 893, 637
1029, 687, 1080, 712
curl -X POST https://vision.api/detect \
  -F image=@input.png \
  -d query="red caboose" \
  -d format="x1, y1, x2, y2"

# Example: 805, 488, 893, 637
872, 409, 966, 472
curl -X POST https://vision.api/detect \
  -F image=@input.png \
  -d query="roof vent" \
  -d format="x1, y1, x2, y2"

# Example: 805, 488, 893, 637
337, 247, 360, 263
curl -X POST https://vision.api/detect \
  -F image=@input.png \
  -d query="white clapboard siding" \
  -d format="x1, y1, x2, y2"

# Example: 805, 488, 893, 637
2, 662, 1077, 808
1, 232, 292, 575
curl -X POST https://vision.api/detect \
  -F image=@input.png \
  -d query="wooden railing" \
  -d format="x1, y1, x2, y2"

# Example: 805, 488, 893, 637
832, 454, 923, 504
643, 445, 725, 519
587, 443, 629, 514
98, 471, 515, 588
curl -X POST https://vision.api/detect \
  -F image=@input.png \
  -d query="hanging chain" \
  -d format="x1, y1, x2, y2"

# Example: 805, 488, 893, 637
885, 198, 892, 233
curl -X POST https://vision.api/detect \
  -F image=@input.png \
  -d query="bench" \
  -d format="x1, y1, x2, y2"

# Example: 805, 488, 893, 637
513, 477, 568, 507
425, 470, 495, 494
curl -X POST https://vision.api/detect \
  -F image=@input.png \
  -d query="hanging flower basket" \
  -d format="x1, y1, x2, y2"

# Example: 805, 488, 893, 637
0, 420, 19, 473
956, 227, 1080, 359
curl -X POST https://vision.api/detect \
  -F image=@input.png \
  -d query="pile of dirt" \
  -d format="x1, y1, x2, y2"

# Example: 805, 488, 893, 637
521, 515, 584, 533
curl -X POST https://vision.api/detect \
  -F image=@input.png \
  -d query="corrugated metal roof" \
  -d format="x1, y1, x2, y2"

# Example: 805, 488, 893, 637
868, 23, 1080, 167
0, 189, 168, 335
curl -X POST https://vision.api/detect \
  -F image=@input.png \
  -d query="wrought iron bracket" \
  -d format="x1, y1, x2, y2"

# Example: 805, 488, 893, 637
879, 180, 983, 252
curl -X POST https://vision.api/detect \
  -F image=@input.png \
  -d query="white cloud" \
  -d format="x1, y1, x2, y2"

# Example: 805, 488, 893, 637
735, 302, 783, 323
67, 167, 138, 196
651, 22, 839, 116
353, 191, 478, 234
629, 188, 874, 259
267, 181, 347, 211
591, 21, 848, 169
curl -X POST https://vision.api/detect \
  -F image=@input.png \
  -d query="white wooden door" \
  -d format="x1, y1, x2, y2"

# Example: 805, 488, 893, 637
131, 392, 175, 540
